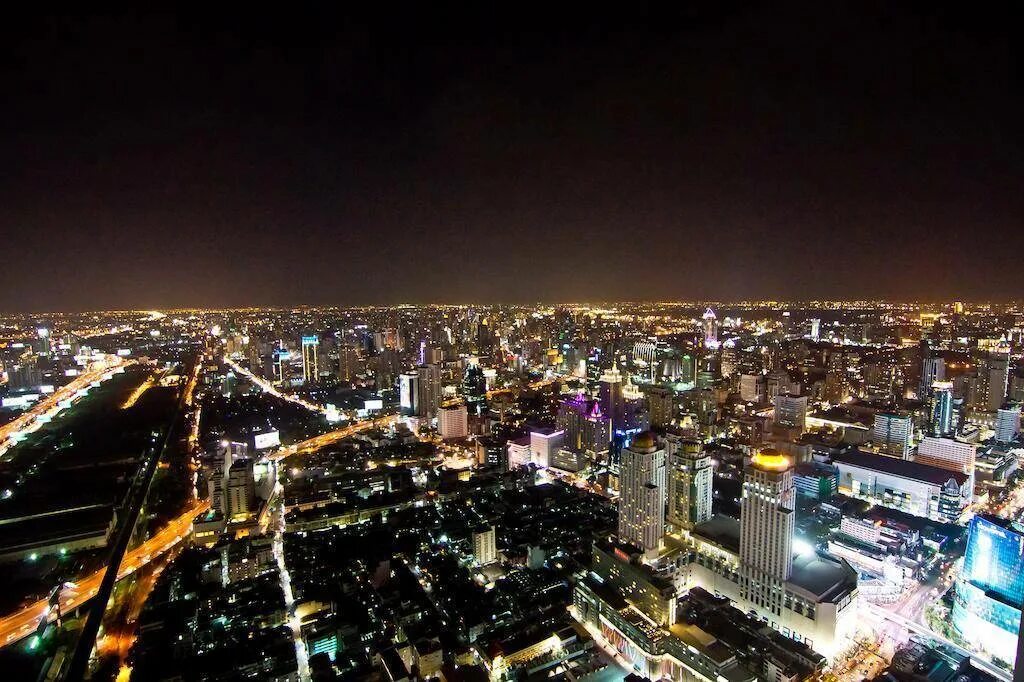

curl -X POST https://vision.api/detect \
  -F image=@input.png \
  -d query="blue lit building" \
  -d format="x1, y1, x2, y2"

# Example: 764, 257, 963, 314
951, 514, 1024, 665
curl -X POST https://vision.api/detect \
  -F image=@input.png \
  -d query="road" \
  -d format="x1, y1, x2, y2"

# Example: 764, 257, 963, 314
222, 356, 327, 415
66, 354, 201, 679
270, 414, 398, 461
0, 499, 210, 648
0, 353, 132, 458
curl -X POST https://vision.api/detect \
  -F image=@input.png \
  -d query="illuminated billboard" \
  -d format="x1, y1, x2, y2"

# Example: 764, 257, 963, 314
254, 430, 281, 450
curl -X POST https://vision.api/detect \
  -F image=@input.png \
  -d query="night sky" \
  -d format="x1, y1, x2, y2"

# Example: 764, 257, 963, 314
1, 5, 1020, 311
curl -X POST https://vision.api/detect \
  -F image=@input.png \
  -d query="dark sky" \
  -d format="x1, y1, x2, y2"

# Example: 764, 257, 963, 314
1, 4, 1021, 311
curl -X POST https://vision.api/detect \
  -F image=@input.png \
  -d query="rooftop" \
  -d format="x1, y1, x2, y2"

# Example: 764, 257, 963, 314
833, 450, 969, 486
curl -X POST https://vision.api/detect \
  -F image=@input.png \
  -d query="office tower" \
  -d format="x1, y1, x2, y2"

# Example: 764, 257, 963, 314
773, 392, 808, 432
300, 335, 319, 383
399, 371, 419, 416
598, 362, 625, 433
740, 449, 795, 582
617, 431, 666, 556
928, 381, 955, 436
415, 363, 441, 419
739, 373, 765, 403
971, 350, 1010, 411
556, 394, 610, 455
472, 526, 497, 565
996, 403, 1021, 444
528, 428, 564, 468
702, 308, 718, 347
873, 412, 913, 458
666, 438, 712, 531
272, 347, 290, 385
643, 385, 674, 429
808, 318, 821, 342
462, 362, 487, 416
952, 514, 1024, 665
916, 436, 976, 477
824, 351, 849, 404
919, 341, 945, 398
225, 458, 256, 520
438, 403, 469, 439
337, 343, 360, 382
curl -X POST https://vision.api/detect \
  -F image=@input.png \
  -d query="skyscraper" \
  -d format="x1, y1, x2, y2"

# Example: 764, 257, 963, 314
928, 380, 955, 436
952, 514, 1024, 665
996, 403, 1021, 444
970, 349, 1010, 411
873, 412, 913, 458
773, 392, 808, 433
666, 438, 712, 531
740, 449, 795, 582
598, 362, 625, 433
702, 308, 718, 347
919, 341, 945, 399
399, 371, 419, 416
617, 431, 666, 557
415, 363, 441, 419
301, 335, 319, 384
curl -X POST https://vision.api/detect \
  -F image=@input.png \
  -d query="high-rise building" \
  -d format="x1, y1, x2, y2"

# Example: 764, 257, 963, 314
915, 436, 976, 477
528, 428, 564, 468
617, 431, 666, 556
461, 362, 487, 416
952, 514, 1024, 665
415, 363, 441, 419
642, 385, 674, 429
970, 350, 1010, 412
702, 308, 718, 347
873, 412, 913, 458
666, 438, 712, 531
272, 347, 290, 385
928, 381, 955, 436
740, 449, 795, 582
472, 525, 497, 565
919, 342, 945, 399
438, 403, 468, 439
773, 392, 808, 433
399, 371, 418, 416
996, 403, 1021, 444
225, 458, 256, 520
555, 393, 610, 455
337, 343, 360, 382
598, 362, 625, 433
301, 335, 319, 383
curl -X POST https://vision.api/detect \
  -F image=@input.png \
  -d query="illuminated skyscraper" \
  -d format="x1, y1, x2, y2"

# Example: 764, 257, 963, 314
301, 335, 319, 384
415, 363, 441, 419
599, 362, 625, 433
952, 514, 1024, 665
773, 392, 808, 433
617, 431, 666, 557
702, 308, 718, 347
920, 341, 945, 399
399, 371, 419, 416
873, 412, 913, 458
740, 449, 795, 582
996, 403, 1021, 444
666, 437, 712, 531
929, 381, 955, 436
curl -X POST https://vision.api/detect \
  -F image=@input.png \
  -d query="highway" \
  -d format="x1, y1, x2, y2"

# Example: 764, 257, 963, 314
222, 355, 327, 415
0, 499, 210, 648
0, 353, 132, 458
270, 414, 398, 461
